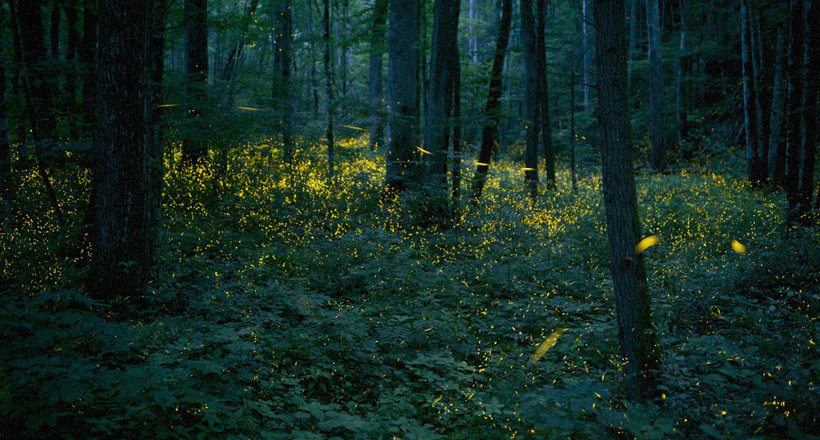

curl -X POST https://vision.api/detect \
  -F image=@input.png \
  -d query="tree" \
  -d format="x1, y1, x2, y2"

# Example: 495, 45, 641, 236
521, 0, 539, 202
183, 0, 209, 165
368, 0, 388, 150
323, 0, 335, 178
767, 25, 788, 187
90, 0, 156, 298
582, 0, 593, 114
1, 8, 9, 229
536, 0, 555, 188
422, 0, 461, 219
385, 0, 420, 192
740, 0, 767, 185
594, 0, 660, 400
471, 0, 512, 202
646, 0, 668, 171
274, 0, 295, 163
81, 0, 97, 136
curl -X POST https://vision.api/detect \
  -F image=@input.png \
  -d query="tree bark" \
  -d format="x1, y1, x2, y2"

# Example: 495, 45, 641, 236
795, 0, 817, 222
148, 0, 167, 251
595, 0, 660, 400
767, 25, 787, 187
90, 0, 155, 299
646, 0, 668, 171
369, 0, 388, 150
675, 0, 689, 158
182, 0, 208, 165
423, 0, 461, 190
471, 0, 512, 202
81, 0, 97, 137
582, 0, 593, 114
536, 0, 554, 189
385, 0, 420, 192
1, 15, 9, 229
627, 0, 639, 93
274, 0, 294, 163
741, 0, 765, 185
323, 0, 335, 179
521, 0, 539, 202
66, 0, 81, 138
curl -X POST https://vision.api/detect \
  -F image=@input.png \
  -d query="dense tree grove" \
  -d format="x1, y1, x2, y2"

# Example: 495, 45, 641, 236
0, 0, 817, 438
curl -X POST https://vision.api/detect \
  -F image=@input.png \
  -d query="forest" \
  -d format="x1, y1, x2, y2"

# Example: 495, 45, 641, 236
0, 0, 818, 438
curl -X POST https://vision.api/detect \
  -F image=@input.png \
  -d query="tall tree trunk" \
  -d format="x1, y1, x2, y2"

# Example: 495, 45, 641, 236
369, 0, 388, 150
676, 0, 688, 158
182, 0, 208, 165
323, 0, 335, 179
18, 0, 57, 139
646, 0, 668, 171
536, 0, 554, 189
423, 0, 460, 213
1, 14, 9, 229
570, 68, 577, 191
749, 5, 768, 180
274, 0, 294, 163
66, 0, 80, 139
49, 1, 60, 60
767, 25, 788, 187
741, 0, 764, 185
795, 0, 817, 222
385, 0, 420, 192
471, 0, 512, 202
81, 0, 97, 137
521, 0, 539, 202
582, 0, 593, 114
627, 0, 639, 93
148, 0, 167, 250
469, 0, 477, 63
90, 0, 155, 299
595, 0, 660, 400
220, 0, 260, 83
451, 56, 462, 218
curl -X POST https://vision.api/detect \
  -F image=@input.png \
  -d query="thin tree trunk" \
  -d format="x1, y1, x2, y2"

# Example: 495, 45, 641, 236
646, 0, 667, 171
471, 0, 511, 203
323, 0, 335, 179
1, 13, 9, 229
451, 57, 462, 218
148, 0, 166, 247
768, 25, 788, 186
369, 0, 388, 150
784, 0, 803, 215
594, 0, 660, 400
66, 0, 80, 139
627, 0, 638, 93
795, 0, 817, 222
676, 0, 688, 158
741, 0, 764, 185
49, 1, 60, 60
182, 0, 208, 165
570, 69, 577, 191
81, 0, 97, 137
582, 0, 592, 114
385, 0, 420, 192
749, 5, 768, 180
423, 0, 461, 211
469, 0, 477, 63
536, 0, 554, 189
274, 0, 294, 163
521, 0, 539, 202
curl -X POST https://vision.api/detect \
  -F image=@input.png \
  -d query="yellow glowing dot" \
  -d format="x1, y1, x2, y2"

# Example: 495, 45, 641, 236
529, 328, 567, 365
476, 162, 490, 166
661, 393, 666, 400
417, 147, 433, 155
635, 235, 659, 254
522, 167, 535, 171
731, 239, 746, 254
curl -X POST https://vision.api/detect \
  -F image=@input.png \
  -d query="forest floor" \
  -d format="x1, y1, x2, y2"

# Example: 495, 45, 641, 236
1, 136, 818, 439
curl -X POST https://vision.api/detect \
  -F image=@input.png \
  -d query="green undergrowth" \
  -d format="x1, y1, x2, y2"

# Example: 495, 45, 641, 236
1, 136, 817, 439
